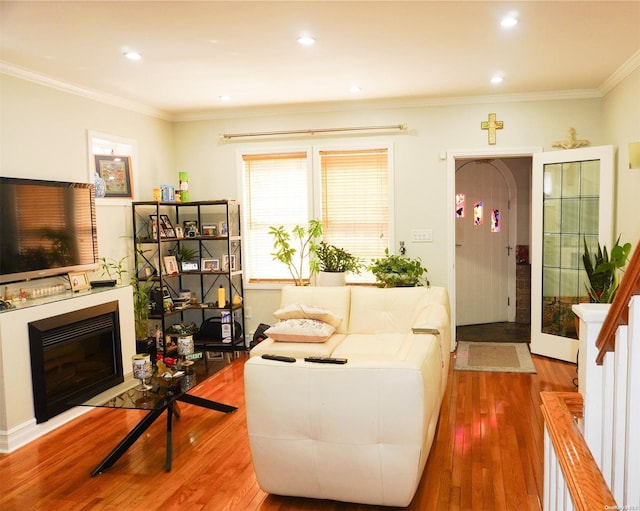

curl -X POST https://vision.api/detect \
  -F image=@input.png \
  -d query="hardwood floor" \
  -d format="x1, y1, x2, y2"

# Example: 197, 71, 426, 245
0, 351, 577, 510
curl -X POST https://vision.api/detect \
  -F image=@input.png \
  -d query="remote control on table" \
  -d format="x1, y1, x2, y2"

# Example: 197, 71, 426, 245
304, 356, 348, 364
261, 354, 296, 363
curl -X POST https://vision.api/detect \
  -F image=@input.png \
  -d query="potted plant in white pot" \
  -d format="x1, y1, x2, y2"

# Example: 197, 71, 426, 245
314, 241, 362, 286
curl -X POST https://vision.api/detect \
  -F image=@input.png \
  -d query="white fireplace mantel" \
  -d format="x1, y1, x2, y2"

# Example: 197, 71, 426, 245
0, 286, 135, 453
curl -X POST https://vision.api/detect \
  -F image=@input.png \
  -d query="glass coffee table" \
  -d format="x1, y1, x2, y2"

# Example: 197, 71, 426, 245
72, 356, 237, 476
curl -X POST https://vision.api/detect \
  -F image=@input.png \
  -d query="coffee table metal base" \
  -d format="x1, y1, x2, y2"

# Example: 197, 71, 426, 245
90, 394, 236, 476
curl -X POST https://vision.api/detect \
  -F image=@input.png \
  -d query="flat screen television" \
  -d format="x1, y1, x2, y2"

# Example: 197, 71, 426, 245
0, 177, 99, 284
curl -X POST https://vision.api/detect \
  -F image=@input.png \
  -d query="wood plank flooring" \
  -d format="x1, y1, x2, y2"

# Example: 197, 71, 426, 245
0, 351, 577, 510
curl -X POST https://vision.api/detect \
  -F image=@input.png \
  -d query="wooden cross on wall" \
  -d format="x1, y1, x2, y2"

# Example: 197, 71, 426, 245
481, 113, 504, 145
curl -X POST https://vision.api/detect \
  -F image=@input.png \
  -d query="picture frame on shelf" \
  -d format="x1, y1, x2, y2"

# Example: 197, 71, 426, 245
94, 154, 134, 199
223, 254, 236, 271
180, 260, 199, 272
183, 220, 199, 237
218, 221, 228, 235
149, 215, 166, 238
175, 226, 184, 239
202, 224, 218, 236
201, 258, 220, 271
160, 215, 176, 238
163, 255, 179, 275
69, 271, 91, 292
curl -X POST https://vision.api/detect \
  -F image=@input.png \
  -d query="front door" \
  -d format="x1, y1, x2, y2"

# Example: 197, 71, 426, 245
530, 146, 614, 362
455, 160, 511, 325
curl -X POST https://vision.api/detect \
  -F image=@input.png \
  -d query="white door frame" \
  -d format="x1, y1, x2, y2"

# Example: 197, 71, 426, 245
455, 158, 517, 325
446, 146, 542, 347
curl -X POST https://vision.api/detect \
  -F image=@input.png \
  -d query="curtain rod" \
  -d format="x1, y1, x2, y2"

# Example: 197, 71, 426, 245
219, 123, 408, 141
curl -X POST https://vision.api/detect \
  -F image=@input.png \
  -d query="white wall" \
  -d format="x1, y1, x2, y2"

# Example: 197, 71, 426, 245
603, 66, 640, 244
3, 68, 638, 336
0, 74, 176, 277
173, 97, 604, 330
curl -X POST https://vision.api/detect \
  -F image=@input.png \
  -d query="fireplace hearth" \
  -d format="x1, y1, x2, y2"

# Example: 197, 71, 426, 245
28, 301, 123, 423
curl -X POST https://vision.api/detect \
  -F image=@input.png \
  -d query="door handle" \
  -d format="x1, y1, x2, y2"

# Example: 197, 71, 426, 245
506, 245, 513, 256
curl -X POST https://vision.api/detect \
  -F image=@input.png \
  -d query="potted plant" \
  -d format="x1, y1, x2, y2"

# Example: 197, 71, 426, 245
97, 256, 128, 285
367, 249, 430, 288
131, 277, 154, 340
269, 219, 323, 286
314, 241, 362, 286
582, 236, 632, 303
169, 244, 199, 263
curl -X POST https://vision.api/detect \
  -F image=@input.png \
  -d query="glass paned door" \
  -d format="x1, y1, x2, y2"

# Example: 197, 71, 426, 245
531, 146, 613, 362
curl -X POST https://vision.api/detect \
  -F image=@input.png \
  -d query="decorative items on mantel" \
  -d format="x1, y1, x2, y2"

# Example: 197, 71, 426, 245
552, 127, 590, 149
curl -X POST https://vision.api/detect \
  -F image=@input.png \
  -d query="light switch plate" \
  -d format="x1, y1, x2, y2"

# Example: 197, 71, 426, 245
411, 229, 433, 242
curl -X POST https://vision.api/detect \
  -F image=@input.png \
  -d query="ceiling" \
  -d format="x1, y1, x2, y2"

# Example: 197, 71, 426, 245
1, 1, 639, 120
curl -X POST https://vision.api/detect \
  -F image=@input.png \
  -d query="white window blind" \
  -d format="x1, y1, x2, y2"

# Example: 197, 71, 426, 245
242, 146, 390, 285
242, 152, 310, 282
319, 148, 389, 284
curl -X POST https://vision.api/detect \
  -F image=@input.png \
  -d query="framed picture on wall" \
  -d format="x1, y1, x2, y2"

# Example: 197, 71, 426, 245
94, 154, 133, 198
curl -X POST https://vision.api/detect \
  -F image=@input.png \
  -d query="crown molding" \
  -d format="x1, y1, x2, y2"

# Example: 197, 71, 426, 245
172, 89, 604, 122
0, 61, 173, 121
600, 49, 640, 95
4, 55, 635, 124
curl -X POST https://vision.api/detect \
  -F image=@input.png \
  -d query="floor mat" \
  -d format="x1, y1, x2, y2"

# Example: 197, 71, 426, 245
454, 341, 536, 373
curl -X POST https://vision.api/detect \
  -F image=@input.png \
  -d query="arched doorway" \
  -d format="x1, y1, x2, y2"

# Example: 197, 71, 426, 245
455, 159, 516, 325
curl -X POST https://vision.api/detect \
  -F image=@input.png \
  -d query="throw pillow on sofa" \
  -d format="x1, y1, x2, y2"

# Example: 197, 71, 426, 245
272, 303, 342, 328
265, 318, 336, 343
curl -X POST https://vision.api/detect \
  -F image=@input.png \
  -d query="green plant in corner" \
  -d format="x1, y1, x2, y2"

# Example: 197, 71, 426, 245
315, 241, 362, 274
367, 249, 430, 288
582, 235, 632, 303
131, 277, 154, 340
269, 219, 323, 286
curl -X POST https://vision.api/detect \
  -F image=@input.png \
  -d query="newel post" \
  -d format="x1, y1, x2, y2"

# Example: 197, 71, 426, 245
572, 302, 610, 464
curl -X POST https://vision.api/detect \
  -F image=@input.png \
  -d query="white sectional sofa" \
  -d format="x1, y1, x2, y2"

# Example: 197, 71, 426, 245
244, 285, 452, 507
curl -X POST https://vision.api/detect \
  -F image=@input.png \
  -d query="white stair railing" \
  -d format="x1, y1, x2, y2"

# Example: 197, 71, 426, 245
574, 296, 640, 507
542, 242, 640, 510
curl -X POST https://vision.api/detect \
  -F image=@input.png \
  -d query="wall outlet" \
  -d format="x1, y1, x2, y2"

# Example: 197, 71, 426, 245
411, 229, 433, 242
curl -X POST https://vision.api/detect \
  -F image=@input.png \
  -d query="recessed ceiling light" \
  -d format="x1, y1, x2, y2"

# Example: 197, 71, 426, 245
297, 35, 316, 46
123, 51, 142, 61
500, 12, 519, 28
349, 85, 361, 93
491, 74, 504, 84
219, 95, 231, 102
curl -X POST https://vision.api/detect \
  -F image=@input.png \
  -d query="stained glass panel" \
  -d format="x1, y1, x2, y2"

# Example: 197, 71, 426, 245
473, 201, 483, 226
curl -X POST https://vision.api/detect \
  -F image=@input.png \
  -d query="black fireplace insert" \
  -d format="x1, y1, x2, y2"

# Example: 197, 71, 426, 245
28, 301, 123, 423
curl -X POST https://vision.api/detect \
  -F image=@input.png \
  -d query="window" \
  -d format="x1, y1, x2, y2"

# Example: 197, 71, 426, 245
318, 149, 389, 283
242, 145, 391, 285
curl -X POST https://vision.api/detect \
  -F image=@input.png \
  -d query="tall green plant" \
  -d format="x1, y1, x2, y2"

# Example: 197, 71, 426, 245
131, 277, 154, 340
582, 236, 632, 303
269, 219, 323, 286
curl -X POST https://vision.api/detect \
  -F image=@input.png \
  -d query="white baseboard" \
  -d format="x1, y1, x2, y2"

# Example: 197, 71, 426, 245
0, 406, 90, 453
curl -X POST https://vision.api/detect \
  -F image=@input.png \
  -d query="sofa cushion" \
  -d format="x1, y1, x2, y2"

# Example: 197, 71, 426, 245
332, 333, 409, 361
348, 287, 432, 334
273, 303, 343, 328
265, 319, 336, 343
280, 286, 351, 334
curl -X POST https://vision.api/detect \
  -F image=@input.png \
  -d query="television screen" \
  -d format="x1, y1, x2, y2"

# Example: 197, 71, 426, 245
0, 177, 99, 284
